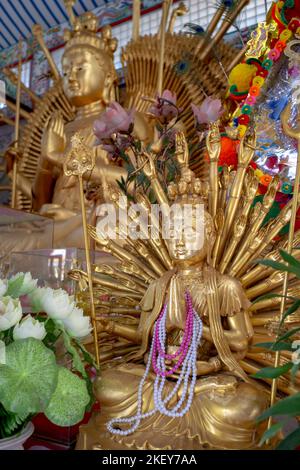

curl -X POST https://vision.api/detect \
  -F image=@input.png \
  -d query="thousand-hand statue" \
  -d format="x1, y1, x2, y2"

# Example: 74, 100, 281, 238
74, 129, 288, 450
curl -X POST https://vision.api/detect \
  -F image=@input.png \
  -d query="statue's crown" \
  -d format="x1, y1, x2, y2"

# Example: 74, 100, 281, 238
167, 169, 209, 204
64, 12, 117, 58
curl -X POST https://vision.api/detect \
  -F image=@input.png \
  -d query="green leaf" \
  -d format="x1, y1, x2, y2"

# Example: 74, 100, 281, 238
276, 426, 300, 450
62, 331, 87, 378
280, 300, 300, 327
259, 422, 283, 446
252, 362, 293, 379
257, 393, 300, 422
75, 340, 96, 368
45, 367, 90, 426
253, 341, 294, 352
256, 259, 300, 278
252, 292, 298, 304
279, 249, 300, 270
0, 338, 58, 416
7, 274, 25, 298
277, 327, 300, 343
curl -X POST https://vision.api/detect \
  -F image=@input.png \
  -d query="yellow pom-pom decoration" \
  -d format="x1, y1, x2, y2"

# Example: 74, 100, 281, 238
253, 76, 265, 87
238, 125, 247, 137
255, 169, 263, 179
228, 63, 257, 93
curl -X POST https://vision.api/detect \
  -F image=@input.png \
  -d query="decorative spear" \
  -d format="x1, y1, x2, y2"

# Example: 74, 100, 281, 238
157, 0, 173, 95
11, 40, 23, 209
132, 0, 141, 41
64, 132, 100, 367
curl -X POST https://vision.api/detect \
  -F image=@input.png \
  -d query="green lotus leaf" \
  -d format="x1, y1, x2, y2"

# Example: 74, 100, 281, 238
0, 338, 58, 416
45, 367, 90, 427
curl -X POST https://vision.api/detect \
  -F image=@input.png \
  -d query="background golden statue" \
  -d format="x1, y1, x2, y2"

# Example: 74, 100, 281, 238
3, 1, 242, 212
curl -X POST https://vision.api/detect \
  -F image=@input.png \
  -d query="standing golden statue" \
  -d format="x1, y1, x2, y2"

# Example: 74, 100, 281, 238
4, 0, 242, 213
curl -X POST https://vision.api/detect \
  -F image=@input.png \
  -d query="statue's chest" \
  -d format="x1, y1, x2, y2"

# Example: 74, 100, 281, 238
179, 276, 210, 318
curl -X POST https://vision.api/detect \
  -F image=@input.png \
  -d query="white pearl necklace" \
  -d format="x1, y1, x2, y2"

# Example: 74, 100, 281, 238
107, 302, 203, 436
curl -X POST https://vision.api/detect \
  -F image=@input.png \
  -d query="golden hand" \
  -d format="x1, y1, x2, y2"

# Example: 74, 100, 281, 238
238, 130, 257, 167
42, 112, 66, 164
139, 151, 157, 180
97, 318, 114, 334
206, 123, 221, 162
234, 215, 247, 238
175, 131, 189, 169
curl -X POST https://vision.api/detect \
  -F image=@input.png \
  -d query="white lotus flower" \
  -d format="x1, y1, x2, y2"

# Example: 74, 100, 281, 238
28, 287, 49, 312
13, 315, 46, 341
9, 272, 38, 295
0, 340, 6, 364
40, 288, 75, 320
0, 296, 22, 331
63, 306, 92, 338
0, 279, 8, 297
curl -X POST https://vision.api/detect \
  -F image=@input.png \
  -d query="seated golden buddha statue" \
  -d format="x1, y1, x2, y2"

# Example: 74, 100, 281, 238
77, 134, 268, 450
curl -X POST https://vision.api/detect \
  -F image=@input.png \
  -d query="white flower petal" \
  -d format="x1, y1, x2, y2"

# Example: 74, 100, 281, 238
13, 315, 46, 341
40, 288, 74, 320
0, 296, 22, 331
63, 307, 92, 338
9, 272, 38, 296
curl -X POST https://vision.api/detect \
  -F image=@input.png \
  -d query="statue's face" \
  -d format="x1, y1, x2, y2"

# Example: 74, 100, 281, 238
62, 49, 108, 107
166, 206, 213, 265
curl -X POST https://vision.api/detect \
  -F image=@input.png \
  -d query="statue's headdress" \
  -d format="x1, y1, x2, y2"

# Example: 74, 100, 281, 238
63, 11, 118, 58
167, 170, 209, 205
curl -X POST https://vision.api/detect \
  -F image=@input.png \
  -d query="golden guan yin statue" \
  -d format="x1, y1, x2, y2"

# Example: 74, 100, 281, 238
73, 125, 300, 450
3, 15, 137, 250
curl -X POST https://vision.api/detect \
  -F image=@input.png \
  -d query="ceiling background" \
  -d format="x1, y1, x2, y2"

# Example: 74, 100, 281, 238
0, 0, 121, 50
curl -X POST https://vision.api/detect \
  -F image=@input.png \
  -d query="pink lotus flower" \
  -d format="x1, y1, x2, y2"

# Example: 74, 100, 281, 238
149, 89, 179, 123
93, 102, 134, 140
191, 97, 223, 125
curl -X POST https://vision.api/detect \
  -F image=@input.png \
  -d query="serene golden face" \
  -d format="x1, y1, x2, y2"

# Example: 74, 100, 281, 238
62, 48, 109, 107
166, 207, 215, 265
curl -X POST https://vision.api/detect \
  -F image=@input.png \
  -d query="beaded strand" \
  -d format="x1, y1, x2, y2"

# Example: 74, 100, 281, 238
107, 291, 203, 436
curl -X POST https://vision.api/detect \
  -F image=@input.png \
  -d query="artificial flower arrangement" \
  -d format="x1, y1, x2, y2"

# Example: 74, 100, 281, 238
93, 91, 223, 200
0, 272, 95, 439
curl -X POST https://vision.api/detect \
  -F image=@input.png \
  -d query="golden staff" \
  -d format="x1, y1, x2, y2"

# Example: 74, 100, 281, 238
132, 0, 140, 41
11, 40, 23, 209
64, 132, 100, 367
157, 0, 173, 95
32, 25, 61, 82
267, 102, 300, 435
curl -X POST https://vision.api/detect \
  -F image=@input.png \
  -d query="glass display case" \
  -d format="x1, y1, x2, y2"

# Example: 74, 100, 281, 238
0, 206, 54, 275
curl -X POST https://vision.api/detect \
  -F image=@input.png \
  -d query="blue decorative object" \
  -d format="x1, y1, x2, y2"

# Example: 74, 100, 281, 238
268, 96, 289, 121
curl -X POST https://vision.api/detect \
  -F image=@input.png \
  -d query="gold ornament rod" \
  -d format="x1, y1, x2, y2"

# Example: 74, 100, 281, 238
5, 97, 31, 121
132, 0, 140, 41
11, 40, 22, 209
200, 0, 250, 61
3, 67, 40, 105
268, 105, 300, 434
32, 25, 61, 82
78, 175, 100, 367
0, 113, 15, 126
64, 133, 100, 367
194, 3, 226, 56
157, 0, 173, 95
64, 0, 76, 27
226, 45, 247, 73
